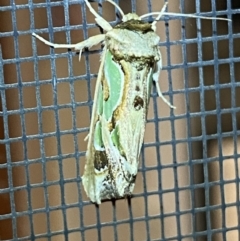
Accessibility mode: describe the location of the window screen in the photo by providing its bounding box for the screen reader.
[0,0,239,240]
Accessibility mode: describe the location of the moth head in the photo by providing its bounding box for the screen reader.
[122,13,140,22]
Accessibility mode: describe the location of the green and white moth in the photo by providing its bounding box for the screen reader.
[33,0,230,204]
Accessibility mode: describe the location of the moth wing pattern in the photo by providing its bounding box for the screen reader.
[32,0,230,204]
[82,2,164,204]
[82,48,154,204]
[81,48,110,204]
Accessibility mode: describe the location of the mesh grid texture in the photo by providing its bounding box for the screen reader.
[0,0,240,240]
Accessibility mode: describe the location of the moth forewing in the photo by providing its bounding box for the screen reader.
[32,0,231,204]
[81,48,107,204]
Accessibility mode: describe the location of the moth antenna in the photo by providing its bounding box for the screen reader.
[84,0,102,19]
[106,0,125,18]
[145,2,168,31]
[32,33,77,49]
[141,12,231,22]
[84,0,112,31]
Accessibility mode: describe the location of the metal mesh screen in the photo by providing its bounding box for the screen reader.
[0,0,239,240]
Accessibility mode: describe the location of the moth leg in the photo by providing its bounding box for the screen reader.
[153,57,176,109]
[74,34,105,61]
[32,33,105,61]
[84,134,89,141]
[84,0,112,32]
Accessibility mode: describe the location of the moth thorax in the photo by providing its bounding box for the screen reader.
[105,29,160,61]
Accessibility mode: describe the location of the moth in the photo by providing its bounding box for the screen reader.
[33,0,230,204]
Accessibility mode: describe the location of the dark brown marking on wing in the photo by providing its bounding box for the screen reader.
[94,151,108,170]
[133,95,144,110]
